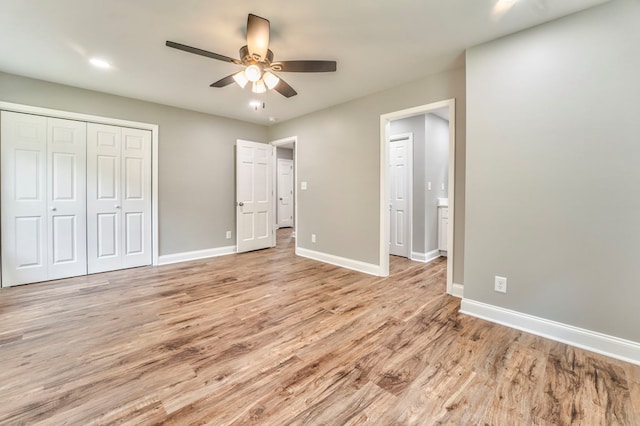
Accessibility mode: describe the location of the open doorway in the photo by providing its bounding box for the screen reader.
[380,99,457,296]
[271,136,297,239]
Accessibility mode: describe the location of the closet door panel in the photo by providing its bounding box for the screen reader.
[87,123,122,273]
[1,112,48,286]
[47,118,87,280]
[121,128,152,268]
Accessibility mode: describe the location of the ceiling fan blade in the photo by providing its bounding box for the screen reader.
[274,78,297,98]
[246,14,270,61]
[166,41,241,64]
[270,60,337,73]
[210,74,236,88]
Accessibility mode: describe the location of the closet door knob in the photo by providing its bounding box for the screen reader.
[51,207,57,211]
[115,205,121,209]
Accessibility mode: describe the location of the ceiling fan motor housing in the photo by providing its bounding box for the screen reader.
[239,45,273,66]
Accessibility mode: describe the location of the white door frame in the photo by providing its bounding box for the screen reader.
[270,136,298,240]
[388,132,413,258]
[379,99,458,296]
[0,101,160,286]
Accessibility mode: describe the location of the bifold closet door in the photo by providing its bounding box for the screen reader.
[87,123,151,274]
[1,111,87,287]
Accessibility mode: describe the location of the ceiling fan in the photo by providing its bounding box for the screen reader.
[166,14,337,98]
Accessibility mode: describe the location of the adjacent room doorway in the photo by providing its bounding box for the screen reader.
[380,99,457,296]
[271,136,297,238]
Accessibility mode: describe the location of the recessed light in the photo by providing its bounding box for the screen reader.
[89,58,111,69]
[269,117,277,122]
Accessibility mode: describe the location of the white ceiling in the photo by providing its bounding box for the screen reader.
[0,0,609,125]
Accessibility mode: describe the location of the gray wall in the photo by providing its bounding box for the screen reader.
[0,72,267,256]
[465,0,640,342]
[425,113,449,253]
[268,67,466,284]
[276,147,293,160]
[390,115,426,255]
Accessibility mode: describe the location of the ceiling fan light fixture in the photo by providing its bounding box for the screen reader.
[263,71,280,90]
[252,80,267,94]
[245,64,262,82]
[233,71,249,88]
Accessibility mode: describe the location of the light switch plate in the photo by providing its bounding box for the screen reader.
[301,181,308,190]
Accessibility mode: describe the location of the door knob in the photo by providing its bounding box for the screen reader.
[279,197,283,201]
[238,202,244,207]
[51,207,57,211]
[115,205,121,209]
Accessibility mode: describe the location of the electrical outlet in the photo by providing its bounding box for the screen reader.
[495,276,507,293]
[441,183,445,190]
[427,181,432,190]
[226,231,232,239]
[311,234,316,243]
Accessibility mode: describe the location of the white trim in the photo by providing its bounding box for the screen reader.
[0,101,160,267]
[451,283,464,298]
[158,246,236,265]
[296,247,382,276]
[460,299,640,366]
[271,136,298,251]
[380,99,458,296]
[411,249,441,263]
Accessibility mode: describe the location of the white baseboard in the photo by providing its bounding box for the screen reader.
[158,246,236,265]
[460,299,640,366]
[296,247,382,276]
[411,249,441,264]
[450,283,464,298]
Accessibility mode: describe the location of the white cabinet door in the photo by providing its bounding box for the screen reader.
[87,124,151,273]
[47,118,87,280]
[277,158,294,228]
[1,112,48,286]
[1,112,87,286]
[438,207,448,252]
[236,140,274,253]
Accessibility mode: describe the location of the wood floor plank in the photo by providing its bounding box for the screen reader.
[533,345,635,425]
[0,228,638,424]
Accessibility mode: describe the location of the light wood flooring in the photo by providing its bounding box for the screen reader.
[0,229,639,425]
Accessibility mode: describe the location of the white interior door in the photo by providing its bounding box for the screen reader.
[1,112,48,286]
[389,135,412,257]
[87,124,151,273]
[87,123,121,273]
[236,140,274,253]
[277,158,294,228]
[1,112,87,286]
[47,117,87,280]
[121,128,152,268]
